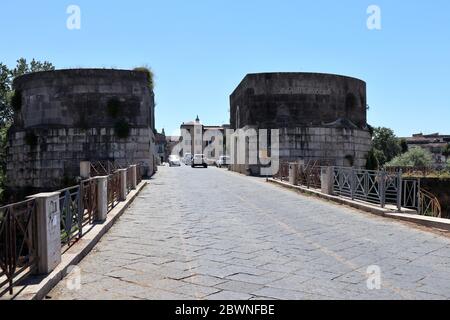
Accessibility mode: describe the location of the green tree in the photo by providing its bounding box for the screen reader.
[0,63,13,125]
[386,147,433,167]
[372,127,402,165]
[0,58,54,202]
[0,124,10,199]
[399,138,409,154]
[366,148,380,170]
[1,58,54,124]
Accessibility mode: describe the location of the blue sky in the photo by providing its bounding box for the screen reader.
[1,0,449,137]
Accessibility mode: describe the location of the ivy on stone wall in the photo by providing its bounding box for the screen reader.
[11,90,22,112]
[114,119,130,139]
[107,97,121,118]
[24,131,38,147]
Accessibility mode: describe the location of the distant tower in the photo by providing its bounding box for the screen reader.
[161,128,166,136]
[195,115,200,123]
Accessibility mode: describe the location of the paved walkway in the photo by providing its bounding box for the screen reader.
[49,166,450,300]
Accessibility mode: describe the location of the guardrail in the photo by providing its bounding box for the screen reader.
[0,162,145,297]
[273,161,289,182]
[0,199,38,297]
[298,164,322,189]
[420,189,442,218]
[126,166,133,193]
[107,171,121,211]
[402,178,442,217]
[273,163,405,211]
[59,185,82,247]
[333,167,402,209]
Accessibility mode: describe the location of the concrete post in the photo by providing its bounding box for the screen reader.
[321,166,335,195]
[96,176,108,222]
[80,161,91,179]
[131,165,137,190]
[28,192,61,274]
[118,169,127,201]
[289,162,299,185]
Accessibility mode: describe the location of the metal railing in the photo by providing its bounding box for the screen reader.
[126,167,133,192]
[273,161,289,181]
[80,179,98,226]
[107,171,121,211]
[402,178,441,217]
[90,161,124,177]
[59,185,82,247]
[0,199,38,297]
[0,163,143,297]
[402,179,418,209]
[298,163,322,189]
[420,189,442,218]
[333,167,402,210]
[59,178,98,247]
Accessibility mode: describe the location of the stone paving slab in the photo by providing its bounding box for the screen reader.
[48,166,450,300]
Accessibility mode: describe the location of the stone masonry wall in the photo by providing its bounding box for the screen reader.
[6,69,156,197]
[279,127,371,167]
[230,126,371,176]
[6,127,153,192]
[230,73,367,130]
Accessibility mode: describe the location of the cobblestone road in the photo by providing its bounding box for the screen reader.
[50,166,450,300]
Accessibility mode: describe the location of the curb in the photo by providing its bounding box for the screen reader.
[267,178,450,232]
[13,180,149,300]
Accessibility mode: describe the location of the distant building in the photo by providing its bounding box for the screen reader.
[403,133,450,167]
[180,116,230,159]
[155,129,167,165]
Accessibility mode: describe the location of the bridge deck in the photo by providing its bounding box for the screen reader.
[49,166,450,299]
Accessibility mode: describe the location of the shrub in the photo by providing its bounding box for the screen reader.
[114,119,130,139]
[134,66,154,91]
[386,147,433,167]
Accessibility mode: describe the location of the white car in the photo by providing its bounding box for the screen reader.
[191,154,208,168]
[168,155,181,167]
[216,156,231,168]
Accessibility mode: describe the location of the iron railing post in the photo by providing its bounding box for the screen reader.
[78,184,84,239]
[397,169,403,212]
[351,167,355,200]
[418,178,422,214]
[380,170,386,208]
